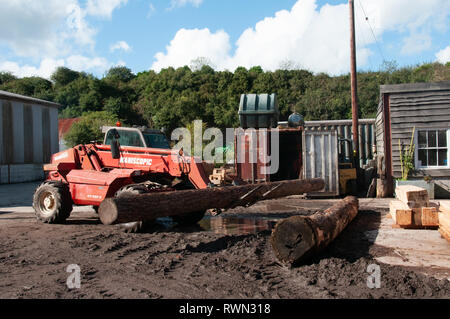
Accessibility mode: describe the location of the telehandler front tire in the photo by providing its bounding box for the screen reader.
[115,185,153,233]
[33,181,73,224]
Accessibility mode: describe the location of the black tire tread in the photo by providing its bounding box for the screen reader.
[32,181,73,224]
[115,184,151,233]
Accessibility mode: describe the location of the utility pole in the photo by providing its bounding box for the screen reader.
[349,0,360,173]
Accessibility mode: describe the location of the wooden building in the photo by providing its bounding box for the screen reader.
[376,82,450,198]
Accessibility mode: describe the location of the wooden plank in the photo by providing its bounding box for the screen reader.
[409,208,420,226]
[390,94,450,101]
[438,226,450,242]
[395,185,429,208]
[391,122,450,129]
[421,207,439,227]
[389,91,450,99]
[389,200,412,225]
[390,100,450,107]
[439,212,450,227]
[391,114,450,125]
[440,200,450,214]
[390,104,450,114]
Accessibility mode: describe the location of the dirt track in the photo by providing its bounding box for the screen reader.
[0,193,449,299]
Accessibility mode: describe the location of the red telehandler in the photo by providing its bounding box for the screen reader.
[32,125,212,232]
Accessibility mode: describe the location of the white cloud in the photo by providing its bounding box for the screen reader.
[169,0,203,10]
[400,33,432,55]
[152,0,450,74]
[0,0,128,62]
[0,56,110,79]
[86,0,128,18]
[147,3,156,18]
[0,0,95,58]
[110,41,132,52]
[152,28,231,72]
[436,46,450,63]
[0,59,65,79]
[66,55,109,72]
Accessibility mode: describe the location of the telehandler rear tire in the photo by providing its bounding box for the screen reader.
[33,181,73,224]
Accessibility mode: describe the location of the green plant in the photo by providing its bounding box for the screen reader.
[64,111,119,147]
[399,127,415,180]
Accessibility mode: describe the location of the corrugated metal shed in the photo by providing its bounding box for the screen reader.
[304,119,376,166]
[1,90,60,183]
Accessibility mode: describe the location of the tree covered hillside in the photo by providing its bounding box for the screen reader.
[1,62,449,133]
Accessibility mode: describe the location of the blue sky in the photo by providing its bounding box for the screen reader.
[0,0,448,78]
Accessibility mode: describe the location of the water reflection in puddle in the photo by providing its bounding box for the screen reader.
[198,216,280,235]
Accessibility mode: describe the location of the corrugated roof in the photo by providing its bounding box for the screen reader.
[0,90,61,108]
[59,118,80,139]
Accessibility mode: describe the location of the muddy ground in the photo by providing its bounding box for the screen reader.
[0,191,449,299]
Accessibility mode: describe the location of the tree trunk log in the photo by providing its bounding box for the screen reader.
[270,196,359,265]
[98,178,325,225]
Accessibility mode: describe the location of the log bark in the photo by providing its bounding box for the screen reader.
[270,196,359,265]
[98,178,325,225]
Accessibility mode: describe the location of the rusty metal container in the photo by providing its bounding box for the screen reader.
[234,127,303,183]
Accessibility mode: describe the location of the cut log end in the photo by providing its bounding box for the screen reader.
[270,196,359,265]
[270,215,316,265]
[98,198,119,225]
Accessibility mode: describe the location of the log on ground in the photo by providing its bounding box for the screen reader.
[270,196,359,265]
[98,178,325,225]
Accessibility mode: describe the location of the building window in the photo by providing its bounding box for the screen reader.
[416,129,449,168]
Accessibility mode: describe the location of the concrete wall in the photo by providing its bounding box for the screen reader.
[0,98,59,184]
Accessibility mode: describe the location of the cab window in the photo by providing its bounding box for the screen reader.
[143,133,170,149]
[105,129,144,147]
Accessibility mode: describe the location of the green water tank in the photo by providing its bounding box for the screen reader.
[238,93,279,129]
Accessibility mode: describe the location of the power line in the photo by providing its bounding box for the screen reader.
[356,10,374,72]
[357,0,386,63]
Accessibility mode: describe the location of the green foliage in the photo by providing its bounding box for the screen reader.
[51,67,80,87]
[0,72,17,85]
[399,127,416,181]
[0,62,448,134]
[105,66,135,83]
[1,76,54,100]
[63,111,119,147]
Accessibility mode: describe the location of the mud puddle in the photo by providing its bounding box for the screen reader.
[199,216,280,235]
[155,216,281,235]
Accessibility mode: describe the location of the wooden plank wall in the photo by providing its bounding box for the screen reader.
[390,90,450,178]
[375,100,384,159]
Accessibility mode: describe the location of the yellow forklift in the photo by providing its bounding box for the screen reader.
[338,138,358,195]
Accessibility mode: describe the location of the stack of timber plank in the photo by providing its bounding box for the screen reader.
[389,185,439,228]
[438,201,450,242]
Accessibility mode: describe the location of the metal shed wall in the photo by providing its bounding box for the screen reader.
[304,119,376,167]
[0,91,60,184]
[303,130,340,196]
